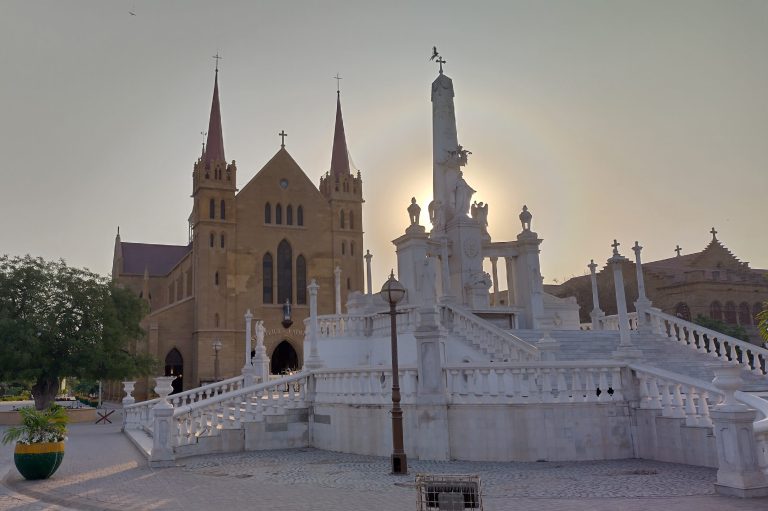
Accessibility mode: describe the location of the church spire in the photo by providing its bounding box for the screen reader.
[204,67,225,164]
[329,89,351,177]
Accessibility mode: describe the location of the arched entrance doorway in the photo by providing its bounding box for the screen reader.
[270,341,299,374]
[164,348,183,394]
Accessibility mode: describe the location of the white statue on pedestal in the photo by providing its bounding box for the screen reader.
[454,172,475,217]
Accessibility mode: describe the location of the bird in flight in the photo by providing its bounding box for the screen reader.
[429,46,439,61]
[129,10,136,15]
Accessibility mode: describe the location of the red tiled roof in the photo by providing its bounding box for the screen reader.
[121,242,191,276]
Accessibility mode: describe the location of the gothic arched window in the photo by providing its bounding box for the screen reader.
[265,203,272,224]
[214,271,219,286]
[220,234,225,248]
[209,198,215,219]
[350,241,355,256]
[287,205,293,225]
[220,200,226,220]
[263,253,273,304]
[214,313,220,328]
[341,241,346,255]
[297,206,304,226]
[277,240,292,304]
[209,232,214,248]
[738,302,752,325]
[276,204,283,224]
[349,210,354,230]
[296,255,307,305]
[340,210,345,229]
[710,301,722,321]
[724,301,737,324]
[755,303,764,325]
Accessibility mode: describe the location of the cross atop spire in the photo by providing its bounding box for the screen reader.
[436,56,446,74]
[333,73,342,94]
[675,245,682,257]
[212,52,222,72]
[279,130,287,149]
[710,227,718,241]
[611,239,621,256]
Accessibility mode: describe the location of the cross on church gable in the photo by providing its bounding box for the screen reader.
[279,130,287,148]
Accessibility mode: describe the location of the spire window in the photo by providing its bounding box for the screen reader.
[296,255,307,305]
[209,199,215,219]
[297,206,304,226]
[276,204,283,224]
[209,232,215,248]
[342,241,346,255]
[287,205,293,225]
[350,241,355,256]
[220,234,225,248]
[265,203,272,224]
[263,253,273,304]
[220,200,226,220]
[340,210,345,229]
[214,271,219,286]
[349,211,354,230]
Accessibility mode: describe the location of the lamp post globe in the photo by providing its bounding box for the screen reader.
[379,270,408,475]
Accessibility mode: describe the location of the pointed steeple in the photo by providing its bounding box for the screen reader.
[330,91,351,176]
[204,69,226,164]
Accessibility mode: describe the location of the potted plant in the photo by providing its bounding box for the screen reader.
[1,405,68,480]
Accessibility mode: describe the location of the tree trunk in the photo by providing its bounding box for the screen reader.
[32,376,59,410]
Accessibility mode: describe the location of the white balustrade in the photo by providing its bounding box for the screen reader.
[123,374,245,431]
[443,362,624,405]
[644,308,767,376]
[312,368,419,405]
[440,303,539,362]
[172,372,308,447]
[600,312,638,331]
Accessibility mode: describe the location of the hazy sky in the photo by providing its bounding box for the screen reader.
[1,1,766,288]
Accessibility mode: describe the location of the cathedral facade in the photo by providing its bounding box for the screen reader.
[111,69,364,399]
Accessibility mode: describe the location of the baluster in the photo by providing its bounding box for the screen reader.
[585,368,597,402]
[494,368,506,400]
[598,368,609,402]
[610,367,624,401]
[479,369,491,401]
[448,369,460,402]
[570,368,582,403]
[671,384,685,418]
[555,369,567,403]
[697,391,713,428]
[684,386,698,426]
[647,376,661,409]
[540,368,553,403]
[507,368,521,403]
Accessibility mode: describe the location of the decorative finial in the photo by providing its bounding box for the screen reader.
[675,245,682,257]
[333,72,342,94]
[212,52,223,73]
[279,130,287,148]
[632,241,642,254]
[611,239,621,256]
[588,259,597,272]
[200,130,207,155]
[710,227,718,241]
[117,225,120,236]
[389,269,395,279]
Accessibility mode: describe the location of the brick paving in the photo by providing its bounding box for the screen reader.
[1,409,767,511]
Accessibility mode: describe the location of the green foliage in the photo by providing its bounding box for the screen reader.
[756,301,768,344]
[0,255,158,409]
[2,405,68,445]
[693,315,750,342]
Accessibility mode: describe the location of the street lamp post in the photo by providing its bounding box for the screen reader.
[380,271,407,475]
[212,339,222,381]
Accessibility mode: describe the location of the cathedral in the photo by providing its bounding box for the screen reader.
[110,67,364,399]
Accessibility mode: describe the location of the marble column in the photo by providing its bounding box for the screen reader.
[588,259,605,330]
[632,241,652,327]
[242,310,255,386]
[609,241,642,359]
[364,250,373,295]
[490,257,500,306]
[304,279,323,369]
[334,266,342,315]
[504,257,516,307]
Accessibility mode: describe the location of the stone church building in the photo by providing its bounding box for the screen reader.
[110,69,364,399]
[549,230,768,343]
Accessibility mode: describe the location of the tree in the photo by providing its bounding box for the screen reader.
[0,255,156,409]
[757,301,768,345]
[693,314,750,342]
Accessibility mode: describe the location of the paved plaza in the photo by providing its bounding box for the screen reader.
[1,408,767,511]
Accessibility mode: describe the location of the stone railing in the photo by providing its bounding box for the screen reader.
[600,312,639,331]
[444,361,625,404]
[314,307,421,339]
[312,367,419,405]
[439,303,539,361]
[630,364,718,427]
[644,308,767,376]
[123,374,245,430]
[172,372,309,447]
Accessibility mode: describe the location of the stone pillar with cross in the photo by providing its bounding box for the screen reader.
[279,130,287,149]
[675,245,682,257]
[609,240,642,359]
[364,250,373,295]
[588,259,605,330]
[632,241,652,329]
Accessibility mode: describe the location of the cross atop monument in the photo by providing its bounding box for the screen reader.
[279,130,287,148]
[710,227,718,240]
[333,73,342,94]
[437,56,446,74]
[675,245,682,257]
[611,239,620,256]
[588,259,597,272]
[212,52,223,72]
